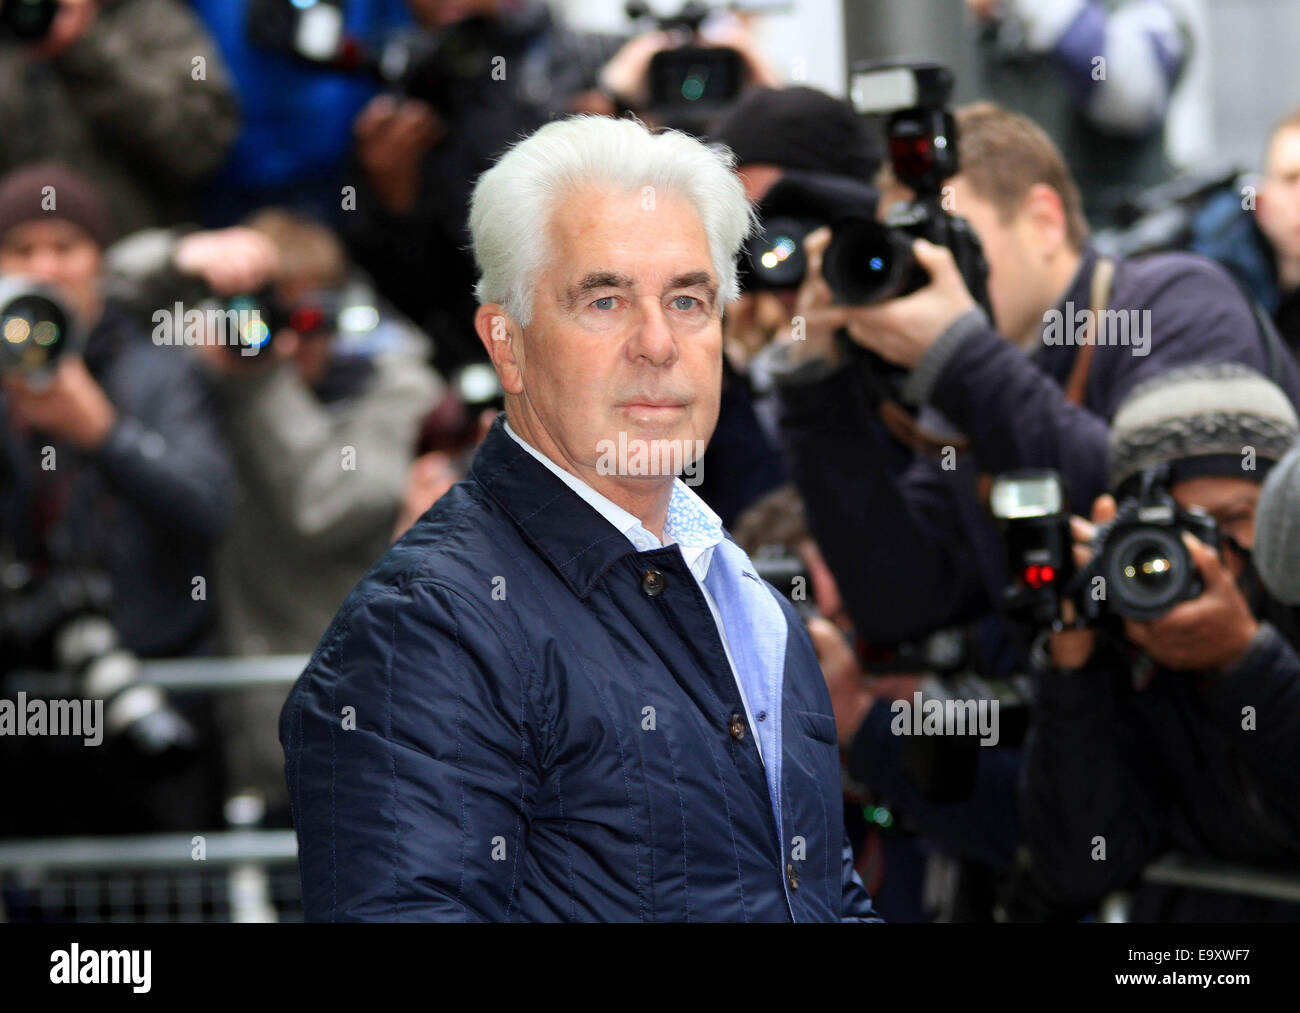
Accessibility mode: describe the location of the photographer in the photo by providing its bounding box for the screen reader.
[0,163,233,834]
[0,163,233,660]
[774,101,1300,655]
[113,209,441,820]
[0,0,239,233]
[1016,364,1300,920]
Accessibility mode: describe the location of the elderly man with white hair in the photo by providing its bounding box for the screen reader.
[281,114,882,922]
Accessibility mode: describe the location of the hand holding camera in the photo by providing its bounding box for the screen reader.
[997,475,1262,672]
[842,237,978,368]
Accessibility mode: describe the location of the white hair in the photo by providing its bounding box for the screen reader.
[469,114,757,327]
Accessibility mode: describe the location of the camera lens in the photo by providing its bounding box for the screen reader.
[743,217,811,291]
[822,220,920,305]
[1102,526,1192,619]
[0,286,70,378]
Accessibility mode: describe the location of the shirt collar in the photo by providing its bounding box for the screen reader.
[503,419,723,578]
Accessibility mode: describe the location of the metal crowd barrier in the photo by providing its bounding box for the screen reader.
[1,655,310,923]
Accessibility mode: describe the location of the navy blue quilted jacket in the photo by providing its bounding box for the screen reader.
[281,415,881,922]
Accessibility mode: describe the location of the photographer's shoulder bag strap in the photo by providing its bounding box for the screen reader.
[1063,255,1117,406]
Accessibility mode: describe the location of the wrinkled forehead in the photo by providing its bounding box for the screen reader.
[542,184,714,286]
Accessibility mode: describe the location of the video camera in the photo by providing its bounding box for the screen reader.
[0,276,75,387]
[990,466,1219,627]
[625,1,749,124]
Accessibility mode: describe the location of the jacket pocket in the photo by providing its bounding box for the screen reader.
[794,709,837,746]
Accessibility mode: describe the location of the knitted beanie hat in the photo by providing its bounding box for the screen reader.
[1108,363,1300,495]
[0,162,115,249]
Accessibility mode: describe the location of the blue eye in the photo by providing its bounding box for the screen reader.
[591,296,616,310]
[673,296,699,311]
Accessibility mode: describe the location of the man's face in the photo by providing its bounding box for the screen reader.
[0,219,102,327]
[1170,475,1260,580]
[1258,126,1300,266]
[945,176,1056,345]
[491,185,723,490]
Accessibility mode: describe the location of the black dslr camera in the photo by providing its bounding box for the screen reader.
[990,466,1219,627]
[739,62,989,406]
[824,60,988,309]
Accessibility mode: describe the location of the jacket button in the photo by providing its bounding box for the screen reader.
[787,863,800,890]
[641,569,667,596]
[728,713,746,741]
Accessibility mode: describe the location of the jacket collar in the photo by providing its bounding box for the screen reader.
[469,413,673,598]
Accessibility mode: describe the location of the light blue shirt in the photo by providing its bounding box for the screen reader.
[503,421,789,842]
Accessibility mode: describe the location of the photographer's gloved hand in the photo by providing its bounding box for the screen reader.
[842,239,978,368]
[1123,533,1261,673]
[3,355,117,450]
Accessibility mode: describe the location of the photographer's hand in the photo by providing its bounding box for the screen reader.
[173,227,279,298]
[4,356,116,450]
[768,226,849,368]
[1124,534,1260,672]
[1048,494,1116,669]
[354,95,444,215]
[842,239,977,368]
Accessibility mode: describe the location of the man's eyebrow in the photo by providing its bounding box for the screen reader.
[566,271,636,308]
[666,271,717,296]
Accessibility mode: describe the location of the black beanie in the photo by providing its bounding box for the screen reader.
[0,162,115,249]
[710,86,882,182]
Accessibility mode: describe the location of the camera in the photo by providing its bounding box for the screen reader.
[738,62,988,310]
[0,276,75,387]
[0,0,58,41]
[0,567,197,762]
[626,1,746,124]
[196,288,341,359]
[990,466,1219,626]
[824,60,988,308]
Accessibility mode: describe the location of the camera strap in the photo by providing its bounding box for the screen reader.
[1062,255,1117,406]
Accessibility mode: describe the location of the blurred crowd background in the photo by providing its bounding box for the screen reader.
[2,0,1300,923]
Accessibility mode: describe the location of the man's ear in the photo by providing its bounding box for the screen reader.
[474,304,524,395]
[1022,182,1068,257]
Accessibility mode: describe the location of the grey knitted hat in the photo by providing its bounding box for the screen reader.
[1108,363,1300,495]
[1254,438,1300,605]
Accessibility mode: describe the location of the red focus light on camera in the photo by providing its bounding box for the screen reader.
[1023,564,1056,589]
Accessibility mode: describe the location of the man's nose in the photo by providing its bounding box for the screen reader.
[626,300,678,367]
[18,250,62,284]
